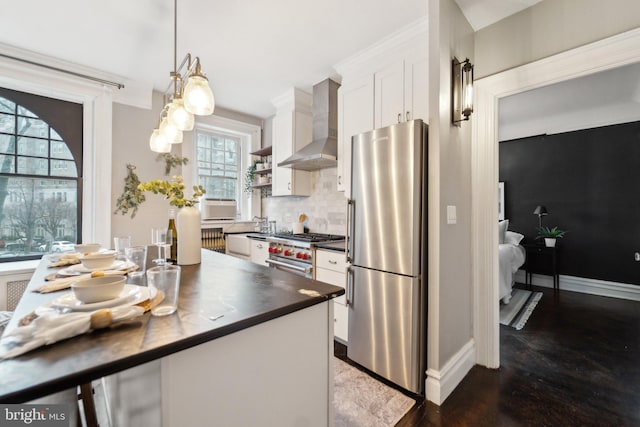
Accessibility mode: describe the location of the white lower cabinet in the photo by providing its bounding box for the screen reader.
[249,238,269,266]
[314,249,348,343]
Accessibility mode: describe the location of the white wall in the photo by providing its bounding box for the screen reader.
[111,91,176,247]
[426,0,475,404]
[474,0,640,78]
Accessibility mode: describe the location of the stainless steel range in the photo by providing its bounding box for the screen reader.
[265,233,345,278]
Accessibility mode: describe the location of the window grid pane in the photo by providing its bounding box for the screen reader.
[0,94,80,261]
[196,130,240,201]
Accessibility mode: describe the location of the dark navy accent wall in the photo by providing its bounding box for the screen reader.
[499,121,640,285]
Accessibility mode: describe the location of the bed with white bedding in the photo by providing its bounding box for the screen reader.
[499,221,526,304]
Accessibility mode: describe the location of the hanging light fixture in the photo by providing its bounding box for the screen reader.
[451,57,474,125]
[149,0,214,153]
[149,128,171,153]
[184,61,215,115]
[159,114,183,144]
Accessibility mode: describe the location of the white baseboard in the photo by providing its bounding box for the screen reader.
[514,270,640,301]
[425,339,475,405]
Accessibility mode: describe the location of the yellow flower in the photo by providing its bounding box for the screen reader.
[137,176,205,208]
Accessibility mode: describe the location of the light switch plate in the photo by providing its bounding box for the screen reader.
[447,205,457,224]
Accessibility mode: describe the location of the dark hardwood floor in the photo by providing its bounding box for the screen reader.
[336,284,640,426]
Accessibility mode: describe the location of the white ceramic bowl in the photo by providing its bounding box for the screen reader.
[71,276,126,303]
[80,253,116,270]
[75,243,101,254]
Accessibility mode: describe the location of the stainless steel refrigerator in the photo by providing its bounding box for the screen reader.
[346,119,427,395]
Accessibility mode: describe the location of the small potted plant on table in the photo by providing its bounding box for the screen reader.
[536,226,567,247]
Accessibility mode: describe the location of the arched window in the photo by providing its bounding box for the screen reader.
[0,87,82,261]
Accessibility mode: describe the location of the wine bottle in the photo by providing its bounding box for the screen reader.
[168,209,178,264]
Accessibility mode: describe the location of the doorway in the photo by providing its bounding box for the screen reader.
[472,27,640,368]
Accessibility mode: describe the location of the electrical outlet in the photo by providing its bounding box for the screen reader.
[635,252,640,262]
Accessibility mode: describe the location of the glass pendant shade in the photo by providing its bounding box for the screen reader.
[184,75,215,115]
[167,98,195,131]
[149,129,170,153]
[159,116,183,144]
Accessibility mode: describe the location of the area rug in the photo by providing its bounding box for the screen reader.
[334,358,415,427]
[500,288,542,330]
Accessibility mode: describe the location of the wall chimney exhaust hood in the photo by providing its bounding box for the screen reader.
[278,78,341,171]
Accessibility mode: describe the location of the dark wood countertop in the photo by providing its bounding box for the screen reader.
[0,250,344,403]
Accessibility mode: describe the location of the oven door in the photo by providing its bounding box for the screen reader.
[265,257,313,278]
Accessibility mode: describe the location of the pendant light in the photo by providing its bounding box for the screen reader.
[184,61,215,115]
[159,114,183,144]
[148,0,214,152]
[149,128,170,153]
[167,97,194,131]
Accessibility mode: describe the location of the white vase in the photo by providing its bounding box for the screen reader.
[177,206,201,265]
[544,238,556,247]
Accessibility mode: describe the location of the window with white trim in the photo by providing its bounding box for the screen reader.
[0,88,82,261]
[196,130,240,200]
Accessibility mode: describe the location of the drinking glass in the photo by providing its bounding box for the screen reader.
[113,236,132,260]
[147,265,181,316]
[151,228,172,265]
[125,245,148,285]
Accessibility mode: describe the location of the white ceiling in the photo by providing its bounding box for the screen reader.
[454,0,542,30]
[9,0,620,125]
[0,0,429,118]
[0,0,542,119]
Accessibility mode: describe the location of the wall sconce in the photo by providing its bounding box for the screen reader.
[451,57,474,125]
[533,205,548,229]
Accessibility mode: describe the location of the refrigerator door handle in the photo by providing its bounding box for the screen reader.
[346,199,355,264]
[346,266,354,306]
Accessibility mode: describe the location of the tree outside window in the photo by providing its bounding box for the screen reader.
[0,93,80,260]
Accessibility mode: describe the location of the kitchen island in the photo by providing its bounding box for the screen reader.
[0,249,344,426]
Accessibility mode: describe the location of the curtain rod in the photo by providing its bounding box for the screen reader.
[0,52,125,89]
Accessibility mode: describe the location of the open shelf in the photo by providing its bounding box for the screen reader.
[250,146,272,157]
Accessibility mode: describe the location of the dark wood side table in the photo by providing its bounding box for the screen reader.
[523,243,559,290]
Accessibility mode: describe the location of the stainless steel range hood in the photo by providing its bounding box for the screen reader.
[278,78,341,170]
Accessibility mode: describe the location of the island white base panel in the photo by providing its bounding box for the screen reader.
[104,302,334,427]
[162,301,334,427]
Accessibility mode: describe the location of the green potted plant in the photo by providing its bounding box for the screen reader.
[244,160,259,194]
[536,226,567,247]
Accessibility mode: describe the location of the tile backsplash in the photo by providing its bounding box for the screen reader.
[262,167,347,235]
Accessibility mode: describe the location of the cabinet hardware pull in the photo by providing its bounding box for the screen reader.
[338,175,342,185]
[346,266,354,307]
[257,244,263,249]
[328,260,337,264]
[288,182,291,191]
[265,259,312,273]
[406,111,410,121]
[346,199,355,264]
[397,113,401,123]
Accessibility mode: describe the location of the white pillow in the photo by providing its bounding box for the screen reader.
[498,220,509,244]
[505,231,524,245]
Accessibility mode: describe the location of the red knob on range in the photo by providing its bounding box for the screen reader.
[296,252,302,259]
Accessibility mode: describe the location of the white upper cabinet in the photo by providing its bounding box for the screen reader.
[337,76,374,194]
[403,52,429,125]
[374,50,428,128]
[334,18,428,194]
[271,89,312,196]
[374,61,405,128]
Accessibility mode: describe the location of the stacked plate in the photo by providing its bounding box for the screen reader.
[43,285,154,313]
